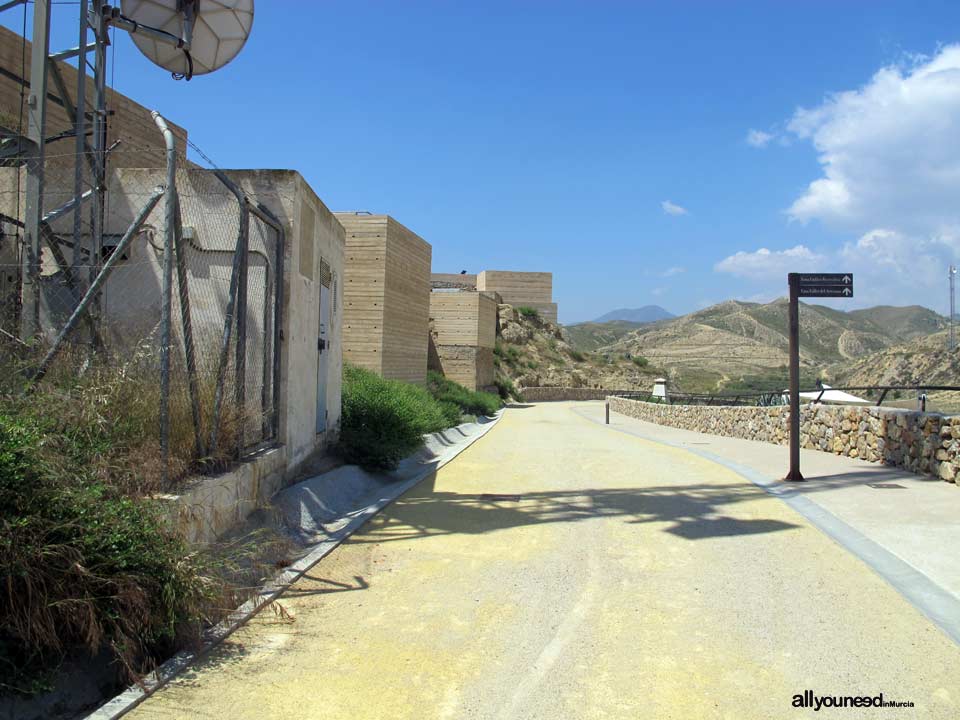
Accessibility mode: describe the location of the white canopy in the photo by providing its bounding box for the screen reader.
[788,384,870,405]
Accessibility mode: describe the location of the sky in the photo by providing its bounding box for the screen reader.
[5,0,960,324]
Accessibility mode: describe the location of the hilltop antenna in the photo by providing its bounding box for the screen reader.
[950,265,957,351]
[7,0,254,339]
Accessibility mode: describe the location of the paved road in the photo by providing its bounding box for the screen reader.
[131,402,959,719]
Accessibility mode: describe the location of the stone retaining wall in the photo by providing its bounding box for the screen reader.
[522,387,615,402]
[607,397,960,484]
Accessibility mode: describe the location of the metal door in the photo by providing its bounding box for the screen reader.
[316,275,330,433]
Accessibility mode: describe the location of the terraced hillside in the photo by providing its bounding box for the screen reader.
[594,300,947,393]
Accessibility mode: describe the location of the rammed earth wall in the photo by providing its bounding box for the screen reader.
[607,397,960,484]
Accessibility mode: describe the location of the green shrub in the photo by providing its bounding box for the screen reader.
[517,306,540,319]
[339,365,451,471]
[631,355,649,367]
[494,377,523,402]
[427,371,501,417]
[494,341,521,366]
[569,350,586,362]
[0,405,219,696]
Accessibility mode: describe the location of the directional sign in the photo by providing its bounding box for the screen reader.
[798,285,854,298]
[794,273,853,286]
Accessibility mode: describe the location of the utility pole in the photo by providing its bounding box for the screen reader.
[950,265,957,351]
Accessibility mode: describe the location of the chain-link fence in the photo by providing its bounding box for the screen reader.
[0,115,283,487]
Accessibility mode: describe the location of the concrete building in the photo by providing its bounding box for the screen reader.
[429,290,498,392]
[477,270,557,324]
[93,168,345,470]
[336,213,432,385]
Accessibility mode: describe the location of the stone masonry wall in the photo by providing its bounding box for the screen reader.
[607,397,960,484]
[523,387,615,402]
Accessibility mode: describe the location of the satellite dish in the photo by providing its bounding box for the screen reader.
[120,0,254,77]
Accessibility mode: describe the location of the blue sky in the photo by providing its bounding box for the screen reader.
[6,1,960,323]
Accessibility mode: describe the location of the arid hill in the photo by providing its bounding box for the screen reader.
[581,299,947,392]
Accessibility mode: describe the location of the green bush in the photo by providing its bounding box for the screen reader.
[494,377,523,402]
[427,371,501,417]
[631,355,649,367]
[517,306,540,319]
[569,350,586,362]
[494,341,522,366]
[338,365,451,471]
[0,404,219,696]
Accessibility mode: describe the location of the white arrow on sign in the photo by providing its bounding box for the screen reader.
[843,275,851,284]
[843,287,851,296]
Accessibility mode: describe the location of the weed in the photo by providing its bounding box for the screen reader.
[427,371,501,417]
[517,306,540,320]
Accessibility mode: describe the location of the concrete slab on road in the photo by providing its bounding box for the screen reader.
[127,402,960,720]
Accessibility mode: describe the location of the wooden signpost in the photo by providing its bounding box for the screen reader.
[785,273,854,482]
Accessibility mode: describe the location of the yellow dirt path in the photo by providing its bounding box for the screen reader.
[130,402,959,719]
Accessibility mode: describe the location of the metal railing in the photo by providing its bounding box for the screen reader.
[607,385,960,410]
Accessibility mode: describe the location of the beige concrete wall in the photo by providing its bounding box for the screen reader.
[432,344,495,392]
[477,270,557,324]
[430,291,495,347]
[337,213,431,385]
[383,217,431,384]
[429,290,497,392]
[337,214,387,375]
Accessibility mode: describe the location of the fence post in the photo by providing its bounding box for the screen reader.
[156,118,176,485]
[173,195,205,459]
[235,207,249,455]
[605,401,610,424]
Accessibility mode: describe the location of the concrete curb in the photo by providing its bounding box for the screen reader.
[578,405,960,648]
[86,409,505,720]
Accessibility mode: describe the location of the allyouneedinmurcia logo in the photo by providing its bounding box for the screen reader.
[792,690,914,711]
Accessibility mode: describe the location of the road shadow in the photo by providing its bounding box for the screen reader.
[348,474,802,545]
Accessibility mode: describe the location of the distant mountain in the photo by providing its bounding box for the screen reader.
[562,320,649,352]
[592,306,675,323]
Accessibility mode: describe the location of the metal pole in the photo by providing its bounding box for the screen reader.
[71,0,88,270]
[209,199,246,453]
[605,401,609,424]
[89,0,108,337]
[786,273,804,481]
[158,118,175,484]
[235,209,249,455]
[173,196,205,458]
[153,110,205,459]
[262,203,285,442]
[21,0,51,341]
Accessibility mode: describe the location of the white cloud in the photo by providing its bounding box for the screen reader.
[714,245,825,279]
[746,129,774,148]
[662,266,685,277]
[786,45,960,237]
[715,232,959,310]
[661,200,688,216]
